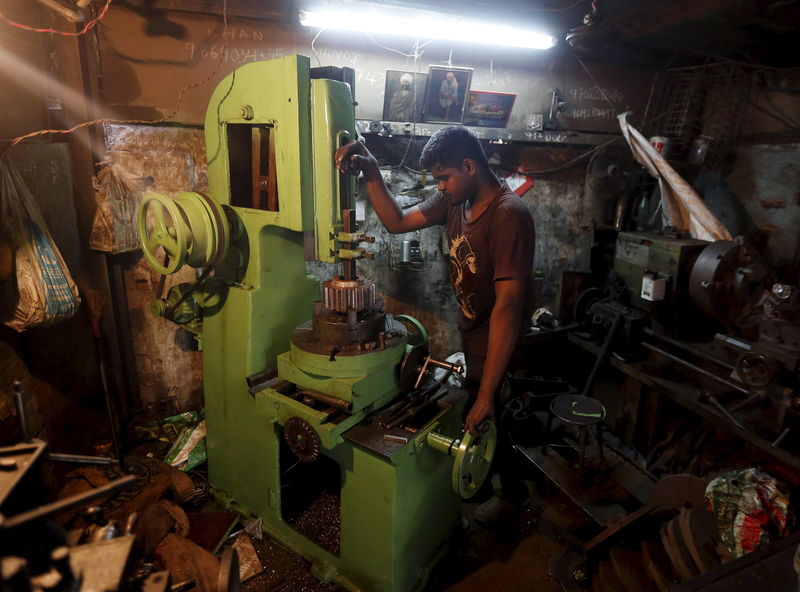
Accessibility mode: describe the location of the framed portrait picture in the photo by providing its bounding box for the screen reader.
[462,91,517,128]
[423,66,472,124]
[382,71,427,122]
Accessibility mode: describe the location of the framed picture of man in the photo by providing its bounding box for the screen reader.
[423,66,472,124]
[462,90,517,128]
[382,71,427,122]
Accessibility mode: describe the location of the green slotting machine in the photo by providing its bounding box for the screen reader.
[136,55,495,592]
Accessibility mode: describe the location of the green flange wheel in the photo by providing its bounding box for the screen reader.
[453,420,497,499]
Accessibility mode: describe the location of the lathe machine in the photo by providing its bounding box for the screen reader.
[135,55,495,592]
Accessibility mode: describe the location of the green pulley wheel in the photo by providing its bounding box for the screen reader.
[426,420,497,499]
[138,191,229,275]
[138,193,188,274]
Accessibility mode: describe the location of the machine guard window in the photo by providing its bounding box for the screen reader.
[227,124,279,211]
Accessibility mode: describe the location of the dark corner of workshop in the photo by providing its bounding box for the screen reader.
[1,0,800,591]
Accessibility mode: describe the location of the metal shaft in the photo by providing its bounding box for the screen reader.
[342,209,356,281]
[641,341,749,395]
[643,327,735,371]
[425,357,464,375]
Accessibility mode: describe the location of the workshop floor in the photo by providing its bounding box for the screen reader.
[239,479,595,592]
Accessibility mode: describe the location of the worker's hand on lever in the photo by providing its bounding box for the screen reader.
[335,141,381,181]
[464,396,495,438]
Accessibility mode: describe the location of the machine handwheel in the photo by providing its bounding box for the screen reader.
[138,193,188,274]
[452,420,497,499]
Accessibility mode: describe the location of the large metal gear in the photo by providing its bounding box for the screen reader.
[283,417,321,462]
[321,276,376,313]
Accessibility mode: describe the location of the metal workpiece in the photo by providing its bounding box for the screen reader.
[321,276,377,313]
[294,307,404,356]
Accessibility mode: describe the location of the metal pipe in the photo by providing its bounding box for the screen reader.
[643,327,735,371]
[12,381,30,443]
[641,341,749,395]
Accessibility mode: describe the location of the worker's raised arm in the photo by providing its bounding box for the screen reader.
[335,141,432,234]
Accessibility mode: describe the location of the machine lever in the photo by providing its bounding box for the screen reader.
[384,388,448,429]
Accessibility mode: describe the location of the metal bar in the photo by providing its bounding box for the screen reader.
[2,475,137,529]
[48,453,118,465]
[299,389,351,412]
[94,334,123,468]
[251,127,262,209]
[643,327,735,371]
[267,127,278,212]
[641,341,749,395]
[582,312,623,396]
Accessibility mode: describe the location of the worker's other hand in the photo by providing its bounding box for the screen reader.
[334,141,379,180]
[464,397,495,437]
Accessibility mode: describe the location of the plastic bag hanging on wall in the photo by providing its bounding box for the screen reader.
[90,160,148,253]
[0,156,80,331]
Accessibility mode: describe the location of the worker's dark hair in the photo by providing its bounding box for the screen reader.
[419,126,489,171]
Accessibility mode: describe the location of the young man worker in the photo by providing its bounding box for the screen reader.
[335,126,535,525]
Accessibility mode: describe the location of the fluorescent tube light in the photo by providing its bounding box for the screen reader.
[299,6,557,50]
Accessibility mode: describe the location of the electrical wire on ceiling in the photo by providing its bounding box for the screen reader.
[4,0,230,149]
[0,0,111,36]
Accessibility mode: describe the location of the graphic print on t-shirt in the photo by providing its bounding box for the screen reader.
[449,233,477,320]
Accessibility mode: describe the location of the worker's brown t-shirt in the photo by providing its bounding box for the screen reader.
[418,183,535,364]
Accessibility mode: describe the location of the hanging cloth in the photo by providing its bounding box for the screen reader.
[618,112,731,242]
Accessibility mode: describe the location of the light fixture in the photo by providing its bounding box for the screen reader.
[299,5,557,50]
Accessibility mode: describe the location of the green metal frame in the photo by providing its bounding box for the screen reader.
[193,55,464,592]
